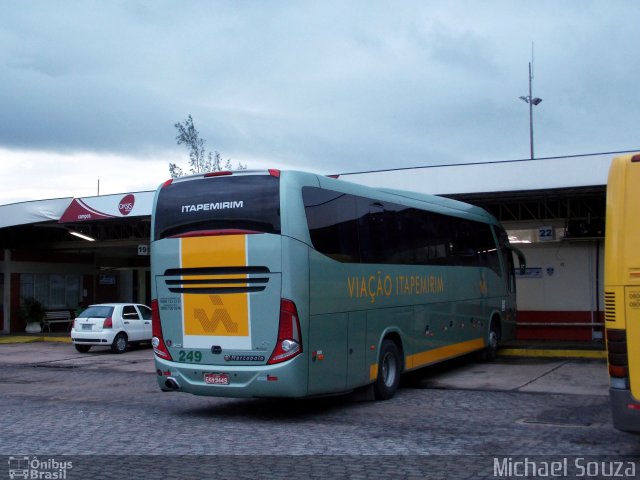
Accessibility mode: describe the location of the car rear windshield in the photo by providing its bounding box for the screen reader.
[80,306,114,318]
[154,175,281,240]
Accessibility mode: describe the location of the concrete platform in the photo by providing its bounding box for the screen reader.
[406,356,609,396]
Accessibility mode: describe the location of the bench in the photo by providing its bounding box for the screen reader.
[42,311,73,332]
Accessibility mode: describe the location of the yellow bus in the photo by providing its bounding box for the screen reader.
[605,153,640,431]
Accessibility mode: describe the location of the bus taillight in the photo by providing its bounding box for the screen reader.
[268,299,302,364]
[607,328,628,378]
[151,299,173,361]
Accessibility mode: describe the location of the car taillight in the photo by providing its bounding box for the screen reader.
[151,299,173,361]
[103,318,113,329]
[268,299,302,365]
[607,329,628,378]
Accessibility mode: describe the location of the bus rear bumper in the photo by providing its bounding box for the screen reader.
[154,355,308,398]
[610,388,640,432]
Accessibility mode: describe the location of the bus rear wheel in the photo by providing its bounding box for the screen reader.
[374,339,401,400]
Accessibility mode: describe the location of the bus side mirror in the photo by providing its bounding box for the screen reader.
[509,245,527,275]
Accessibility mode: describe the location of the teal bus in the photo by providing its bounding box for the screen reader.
[151,169,525,399]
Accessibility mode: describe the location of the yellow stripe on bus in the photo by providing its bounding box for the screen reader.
[406,338,486,370]
[181,235,249,337]
[369,338,486,381]
[369,364,378,381]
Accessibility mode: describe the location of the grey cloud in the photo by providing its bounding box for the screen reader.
[0,0,639,174]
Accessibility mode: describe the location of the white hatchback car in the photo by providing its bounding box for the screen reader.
[71,303,152,354]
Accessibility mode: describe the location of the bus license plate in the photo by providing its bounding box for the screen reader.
[204,373,229,385]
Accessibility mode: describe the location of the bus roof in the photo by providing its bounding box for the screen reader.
[309,171,498,225]
[377,187,494,221]
[154,169,500,226]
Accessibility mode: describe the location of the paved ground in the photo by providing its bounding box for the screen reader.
[0,341,637,479]
[0,341,611,394]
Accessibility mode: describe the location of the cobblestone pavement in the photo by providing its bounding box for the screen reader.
[0,344,638,479]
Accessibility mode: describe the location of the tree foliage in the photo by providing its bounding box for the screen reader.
[169,115,245,178]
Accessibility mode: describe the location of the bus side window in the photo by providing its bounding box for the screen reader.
[302,187,360,263]
[475,224,501,276]
[357,199,399,264]
[450,219,478,267]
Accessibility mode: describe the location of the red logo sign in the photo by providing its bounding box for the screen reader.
[118,194,135,216]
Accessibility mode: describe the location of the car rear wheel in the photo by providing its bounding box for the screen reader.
[111,332,128,354]
[74,344,91,353]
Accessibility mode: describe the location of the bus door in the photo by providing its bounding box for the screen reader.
[625,286,640,400]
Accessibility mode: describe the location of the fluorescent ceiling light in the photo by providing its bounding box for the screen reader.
[69,230,96,242]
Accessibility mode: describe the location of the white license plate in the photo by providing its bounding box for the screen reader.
[81,324,92,330]
[204,373,229,385]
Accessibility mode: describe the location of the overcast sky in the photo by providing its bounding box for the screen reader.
[1,1,639,205]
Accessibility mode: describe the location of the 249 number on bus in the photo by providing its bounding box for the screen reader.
[178,350,202,363]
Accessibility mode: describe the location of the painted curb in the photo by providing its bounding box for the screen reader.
[0,336,72,344]
[498,348,606,359]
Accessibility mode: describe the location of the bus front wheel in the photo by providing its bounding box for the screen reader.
[478,320,500,362]
[374,339,401,400]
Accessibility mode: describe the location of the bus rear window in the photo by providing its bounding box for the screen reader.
[154,175,280,240]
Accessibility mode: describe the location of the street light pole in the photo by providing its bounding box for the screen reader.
[519,61,542,159]
[528,62,534,159]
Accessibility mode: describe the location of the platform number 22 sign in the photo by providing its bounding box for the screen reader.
[538,226,554,242]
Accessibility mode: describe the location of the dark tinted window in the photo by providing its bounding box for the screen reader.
[122,305,140,319]
[475,224,501,275]
[154,175,280,239]
[303,186,500,272]
[138,305,152,320]
[302,187,359,262]
[393,207,452,265]
[79,306,114,319]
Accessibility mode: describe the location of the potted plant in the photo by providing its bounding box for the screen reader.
[18,297,45,333]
